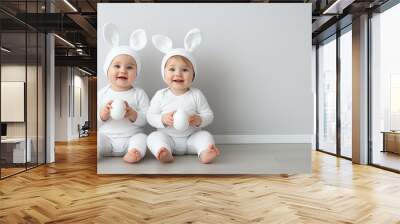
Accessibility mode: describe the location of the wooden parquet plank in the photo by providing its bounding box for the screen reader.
[1,134,400,223]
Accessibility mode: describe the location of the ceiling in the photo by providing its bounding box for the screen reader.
[0,0,391,75]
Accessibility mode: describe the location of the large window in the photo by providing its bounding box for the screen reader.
[340,28,352,158]
[0,1,47,179]
[317,25,353,159]
[318,36,337,154]
[371,3,400,171]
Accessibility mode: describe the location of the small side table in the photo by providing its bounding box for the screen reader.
[381,131,400,154]
[1,138,32,164]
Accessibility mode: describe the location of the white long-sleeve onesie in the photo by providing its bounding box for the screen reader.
[98,85,149,158]
[146,88,215,156]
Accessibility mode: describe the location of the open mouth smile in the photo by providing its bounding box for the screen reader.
[172,79,184,83]
[117,76,128,80]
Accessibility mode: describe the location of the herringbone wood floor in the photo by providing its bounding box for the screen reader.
[1,135,400,223]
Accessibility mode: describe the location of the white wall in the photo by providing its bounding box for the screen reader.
[74,74,89,123]
[1,65,39,137]
[1,64,46,164]
[55,67,89,141]
[71,73,89,138]
[55,67,68,141]
[98,3,313,143]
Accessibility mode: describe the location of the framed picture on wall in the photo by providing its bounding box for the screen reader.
[1,81,25,122]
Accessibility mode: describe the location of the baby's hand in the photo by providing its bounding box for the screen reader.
[100,100,113,121]
[162,111,174,127]
[124,101,138,122]
[189,115,202,127]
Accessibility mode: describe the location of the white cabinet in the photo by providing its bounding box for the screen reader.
[1,138,32,163]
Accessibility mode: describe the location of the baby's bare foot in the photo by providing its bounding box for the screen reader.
[200,144,220,164]
[123,149,141,163]
[157,147,174,163]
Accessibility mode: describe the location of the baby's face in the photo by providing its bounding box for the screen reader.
[107,54,137,91]
[164,57,194,93]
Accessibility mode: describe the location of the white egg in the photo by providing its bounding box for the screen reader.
[173,109,189,131]
[110,99,126,120]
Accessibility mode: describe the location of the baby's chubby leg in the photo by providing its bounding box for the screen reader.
[97,132,112,159]
[187,130,220,164]
[123,133,147,163]
[147,131,174,163]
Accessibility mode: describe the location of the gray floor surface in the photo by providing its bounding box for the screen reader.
[97,144,311,174]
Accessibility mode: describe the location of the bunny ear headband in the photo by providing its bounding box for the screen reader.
[102,23,147,77]
[152,28,202,81]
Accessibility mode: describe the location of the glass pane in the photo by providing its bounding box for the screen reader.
[27,0,38,13]
[371,4,400,171]
[0,1,26,13]
[38,33,45,165]
[318,37,337,154]
[340,29,352,158]
[27,31,38,169]
[390,75,400,130]
[1,31,27,178]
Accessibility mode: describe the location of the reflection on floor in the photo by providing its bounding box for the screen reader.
[0,167,25,177]
[341,148,352,158]
[0,163,40,178]
[373,150,400,171]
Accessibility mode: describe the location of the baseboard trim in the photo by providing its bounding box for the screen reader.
[214,135,313,144]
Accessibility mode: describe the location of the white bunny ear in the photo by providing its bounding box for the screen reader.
[129,29,147,51]
[152,35,173,53]
[184,28,202,52]
[103,23,120,46]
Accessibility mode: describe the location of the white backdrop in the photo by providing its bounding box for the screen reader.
[98,3,313,142]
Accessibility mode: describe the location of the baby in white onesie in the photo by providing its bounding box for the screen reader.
[147,28,220,164]
[98,24,149,163]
